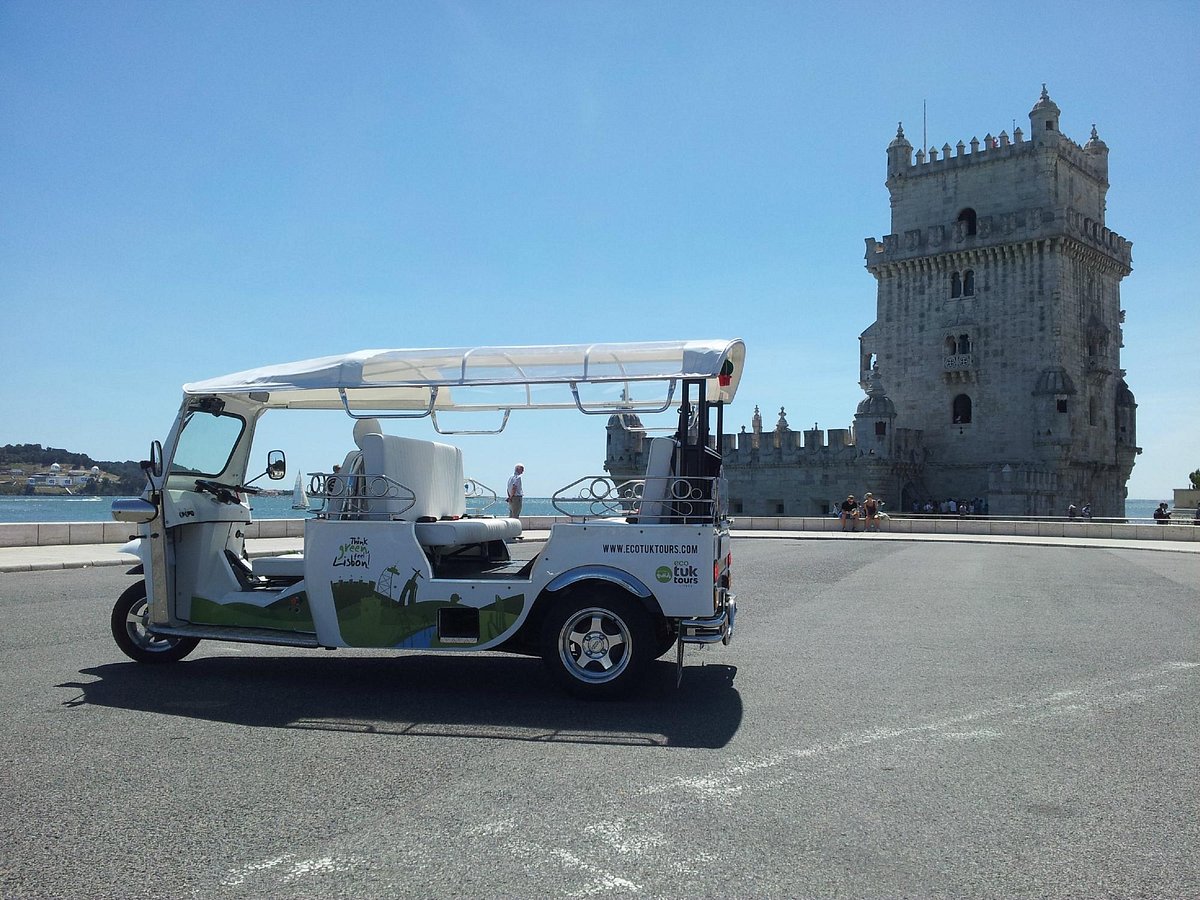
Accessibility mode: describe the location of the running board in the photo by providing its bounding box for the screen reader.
[150,623,322,649]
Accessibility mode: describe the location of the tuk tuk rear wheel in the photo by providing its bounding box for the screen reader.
[654,633,678,659]
[540,590,653,699]
[111,580,200,664]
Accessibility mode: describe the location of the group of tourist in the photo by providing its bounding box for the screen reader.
[1151,502,1200,524]
[911,497,988,516]
[1066,503,1094,519]
[838,493,883,532]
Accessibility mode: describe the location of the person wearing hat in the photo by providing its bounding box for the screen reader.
[862,492,880,531]
[839,494,859,531]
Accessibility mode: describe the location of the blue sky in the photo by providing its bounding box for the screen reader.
[2,1,1196,501]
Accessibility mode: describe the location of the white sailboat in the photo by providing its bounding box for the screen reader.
[291,473,309,510]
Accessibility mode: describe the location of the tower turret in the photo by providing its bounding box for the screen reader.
[886,122,913,179]
[603,407,645,483]
[854,368,897,458]
[1085,124,1110,183]
[1029,84,1062,143]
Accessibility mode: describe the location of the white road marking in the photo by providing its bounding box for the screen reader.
[219,661,1198,893]
[643,661,1200,800]
[221,853,363,887]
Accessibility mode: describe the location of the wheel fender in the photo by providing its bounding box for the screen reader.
[544,565,653,599]
[119,537,148,570]
[540,566,665,624]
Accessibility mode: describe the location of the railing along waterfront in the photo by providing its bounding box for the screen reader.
[1,511,1197,549]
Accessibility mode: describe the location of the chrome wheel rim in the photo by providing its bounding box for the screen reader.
[124,597,180,653]
[557,607,632,684]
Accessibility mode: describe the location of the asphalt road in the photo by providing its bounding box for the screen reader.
[1,540,1197,899]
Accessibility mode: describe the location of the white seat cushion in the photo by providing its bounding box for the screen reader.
[251,553,305,579]
[415,517,521,547]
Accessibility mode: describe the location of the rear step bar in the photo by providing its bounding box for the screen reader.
[679,592,736,646]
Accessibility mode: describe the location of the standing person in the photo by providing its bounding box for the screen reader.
[1152,502,1170,524]
[506,464,525,519]
[839,494,859,532]
[1068,504,1078,519]
[862,492,880,532]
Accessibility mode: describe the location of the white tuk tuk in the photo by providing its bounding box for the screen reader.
[111,339,744,697]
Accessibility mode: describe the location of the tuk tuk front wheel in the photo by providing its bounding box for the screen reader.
[540,591,653,699]
[111,580,200,664]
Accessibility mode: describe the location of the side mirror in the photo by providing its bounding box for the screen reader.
[267,449,286,480]
[140,441,164,479]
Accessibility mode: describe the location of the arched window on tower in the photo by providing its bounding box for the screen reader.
[951,271,962,298]
[958,208,977,236]
[963,270,975,296]
[952,394,973,424]
[945,335,958,356]
[957,334,972,354]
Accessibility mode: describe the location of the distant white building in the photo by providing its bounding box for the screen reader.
[25,462,99,487]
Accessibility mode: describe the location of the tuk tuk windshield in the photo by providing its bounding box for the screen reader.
[169,411,245,477]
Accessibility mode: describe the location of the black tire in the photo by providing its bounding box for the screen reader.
[110,580,200,664]
[654,626,678,660]
[540,588,654,699]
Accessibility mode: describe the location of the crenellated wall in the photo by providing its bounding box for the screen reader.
[892,127,1110,184]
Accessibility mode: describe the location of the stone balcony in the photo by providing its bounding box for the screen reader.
[943,353,977,383]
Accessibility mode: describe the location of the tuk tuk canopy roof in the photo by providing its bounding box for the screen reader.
[182,339,746,414]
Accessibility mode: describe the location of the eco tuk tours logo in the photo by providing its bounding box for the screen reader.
[656,561,699,585]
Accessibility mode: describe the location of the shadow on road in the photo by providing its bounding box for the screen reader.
[58,653,741,748]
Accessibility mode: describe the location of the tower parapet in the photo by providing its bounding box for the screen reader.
[883,87,1109,187]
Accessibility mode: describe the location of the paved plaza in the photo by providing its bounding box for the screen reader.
[1,538,1197,898]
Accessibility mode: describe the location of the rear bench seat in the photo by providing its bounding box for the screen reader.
[250,427,520,579]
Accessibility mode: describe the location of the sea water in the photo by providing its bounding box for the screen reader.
[0,494,567,523]
[0,495,1173,524]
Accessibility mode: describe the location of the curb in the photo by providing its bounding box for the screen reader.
[0,557,132,574]
[734,530,1200,554]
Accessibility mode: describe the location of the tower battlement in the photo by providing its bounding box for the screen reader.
[889,125,1109,184]
[886,86,1111,186]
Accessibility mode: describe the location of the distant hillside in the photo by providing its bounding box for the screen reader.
[0,443,145,495]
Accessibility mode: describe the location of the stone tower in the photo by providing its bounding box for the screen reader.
[861,87,1138,516]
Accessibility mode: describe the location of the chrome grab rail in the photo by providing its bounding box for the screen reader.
[304,472,505,519]
[306,472,416,520]
[464,478,503,515]
[551,475,724,522]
